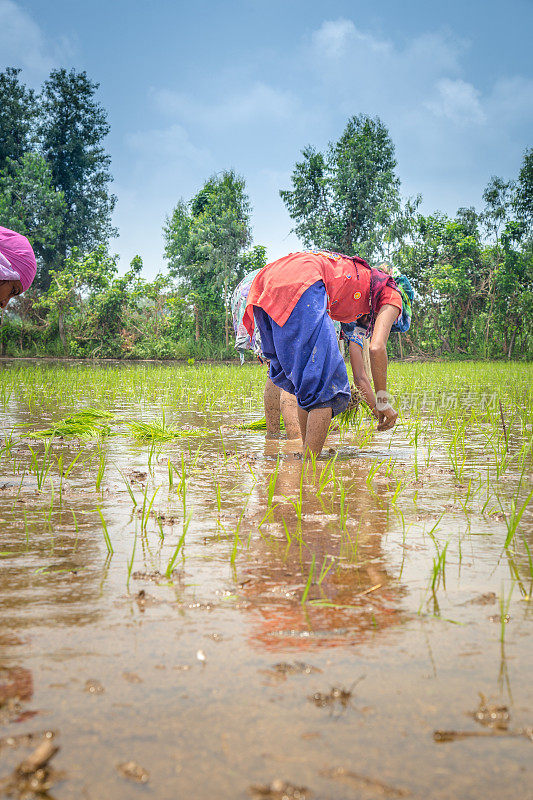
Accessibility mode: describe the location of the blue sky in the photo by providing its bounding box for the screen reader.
[1,0,532,276]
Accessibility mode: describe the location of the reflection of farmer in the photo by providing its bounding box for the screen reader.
[243,251,403,455]
[240,458,406,651]
[0,227,37,310]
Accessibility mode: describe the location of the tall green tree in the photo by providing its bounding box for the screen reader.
[513,147,533,227]
[39,68,117,278]
[0,68,38,171]
[164,170,253,343]
[280,114,404,260]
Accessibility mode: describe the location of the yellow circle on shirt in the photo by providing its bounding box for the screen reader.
[353,291,361,300]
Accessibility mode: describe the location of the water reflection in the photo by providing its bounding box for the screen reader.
[239,450,407,651]
[0,504,104,631]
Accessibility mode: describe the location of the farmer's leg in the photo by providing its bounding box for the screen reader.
[280,390,300,439]
[253,307,296,396]
[297,404,308,442]
[297,404,333,455]
[269,283,350,454]
[304,407,333,455]
[254,287,349,455]
[264,377,281,438]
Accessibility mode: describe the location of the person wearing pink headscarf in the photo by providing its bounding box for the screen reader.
[0,226,37,310]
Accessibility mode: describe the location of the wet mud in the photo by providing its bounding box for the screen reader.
[0,360,532,799]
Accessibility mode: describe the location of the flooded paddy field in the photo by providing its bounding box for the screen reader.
[0,360,532,800]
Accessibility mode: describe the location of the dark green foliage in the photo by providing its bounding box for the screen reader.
[0,68,38,170]
[280,114,411,261]
[0,66,116,290]
[0,82,530,362]
[514,148,533,225]
[39,69,117,276]
[164,171,256,344]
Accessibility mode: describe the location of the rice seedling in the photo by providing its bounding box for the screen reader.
[32,408,115,439]
[390,477,405,507]
[238,416,285,431]
[337,384,364,428]
[27,441,53,491]
[165,514,191,577]
[429,539,449,593]
[9,468,26,511]
[126,418,212,441]
[317,554,335,585]
[95,446,107,493]
[315,454,337,498]
[118,469,138,507]
[0,430,15,460]
[266,457,280,507]
[126,530,137,590]
[365,458,381,495]
[219,426,227,461]
[72,511,79,553]
[138,482,161,532]
[448,421,467,481]
[97,508,114,555]
[500,483,533,549]
[230,490,254,565]
[339,484,348,531]
[498,583,514,644]
[301,554,316,604]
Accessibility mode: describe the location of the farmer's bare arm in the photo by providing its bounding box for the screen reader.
[369,304,400,431]
[349,341,378,419]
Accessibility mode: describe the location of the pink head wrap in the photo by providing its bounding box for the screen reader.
[0,226,37,291]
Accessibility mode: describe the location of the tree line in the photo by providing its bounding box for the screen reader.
[1,67,531,360]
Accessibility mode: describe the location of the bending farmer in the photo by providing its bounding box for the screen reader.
[231,267,300,439]
[243,250,402,455]
[0,226,37,309]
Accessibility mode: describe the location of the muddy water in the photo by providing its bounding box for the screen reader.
[1,362,532,799]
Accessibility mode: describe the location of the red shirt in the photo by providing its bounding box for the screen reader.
[243,251,402,336]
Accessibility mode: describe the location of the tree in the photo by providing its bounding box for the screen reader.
[34,247,143,356]
[397,211,486,354]
[280,114,403,260]
[0,68,38,171]
[0,153,66,289]
[164,171,253,344]
[39,69,117,278]
[513,148,533,228]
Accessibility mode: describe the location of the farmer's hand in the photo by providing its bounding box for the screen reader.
[377,405,398,431]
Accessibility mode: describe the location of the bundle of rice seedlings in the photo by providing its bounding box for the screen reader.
[32,409,116,439]
[337,384,365,428]
[238,416,286,431]
[125,419,213,441]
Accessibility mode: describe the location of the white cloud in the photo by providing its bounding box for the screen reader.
[152,81,295,128]
[487,75,533,125]
[427,78,486,124]
[0,0,57,77]
[308,19,463,112]
[126,122,210,166]
[312,19,358,57]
